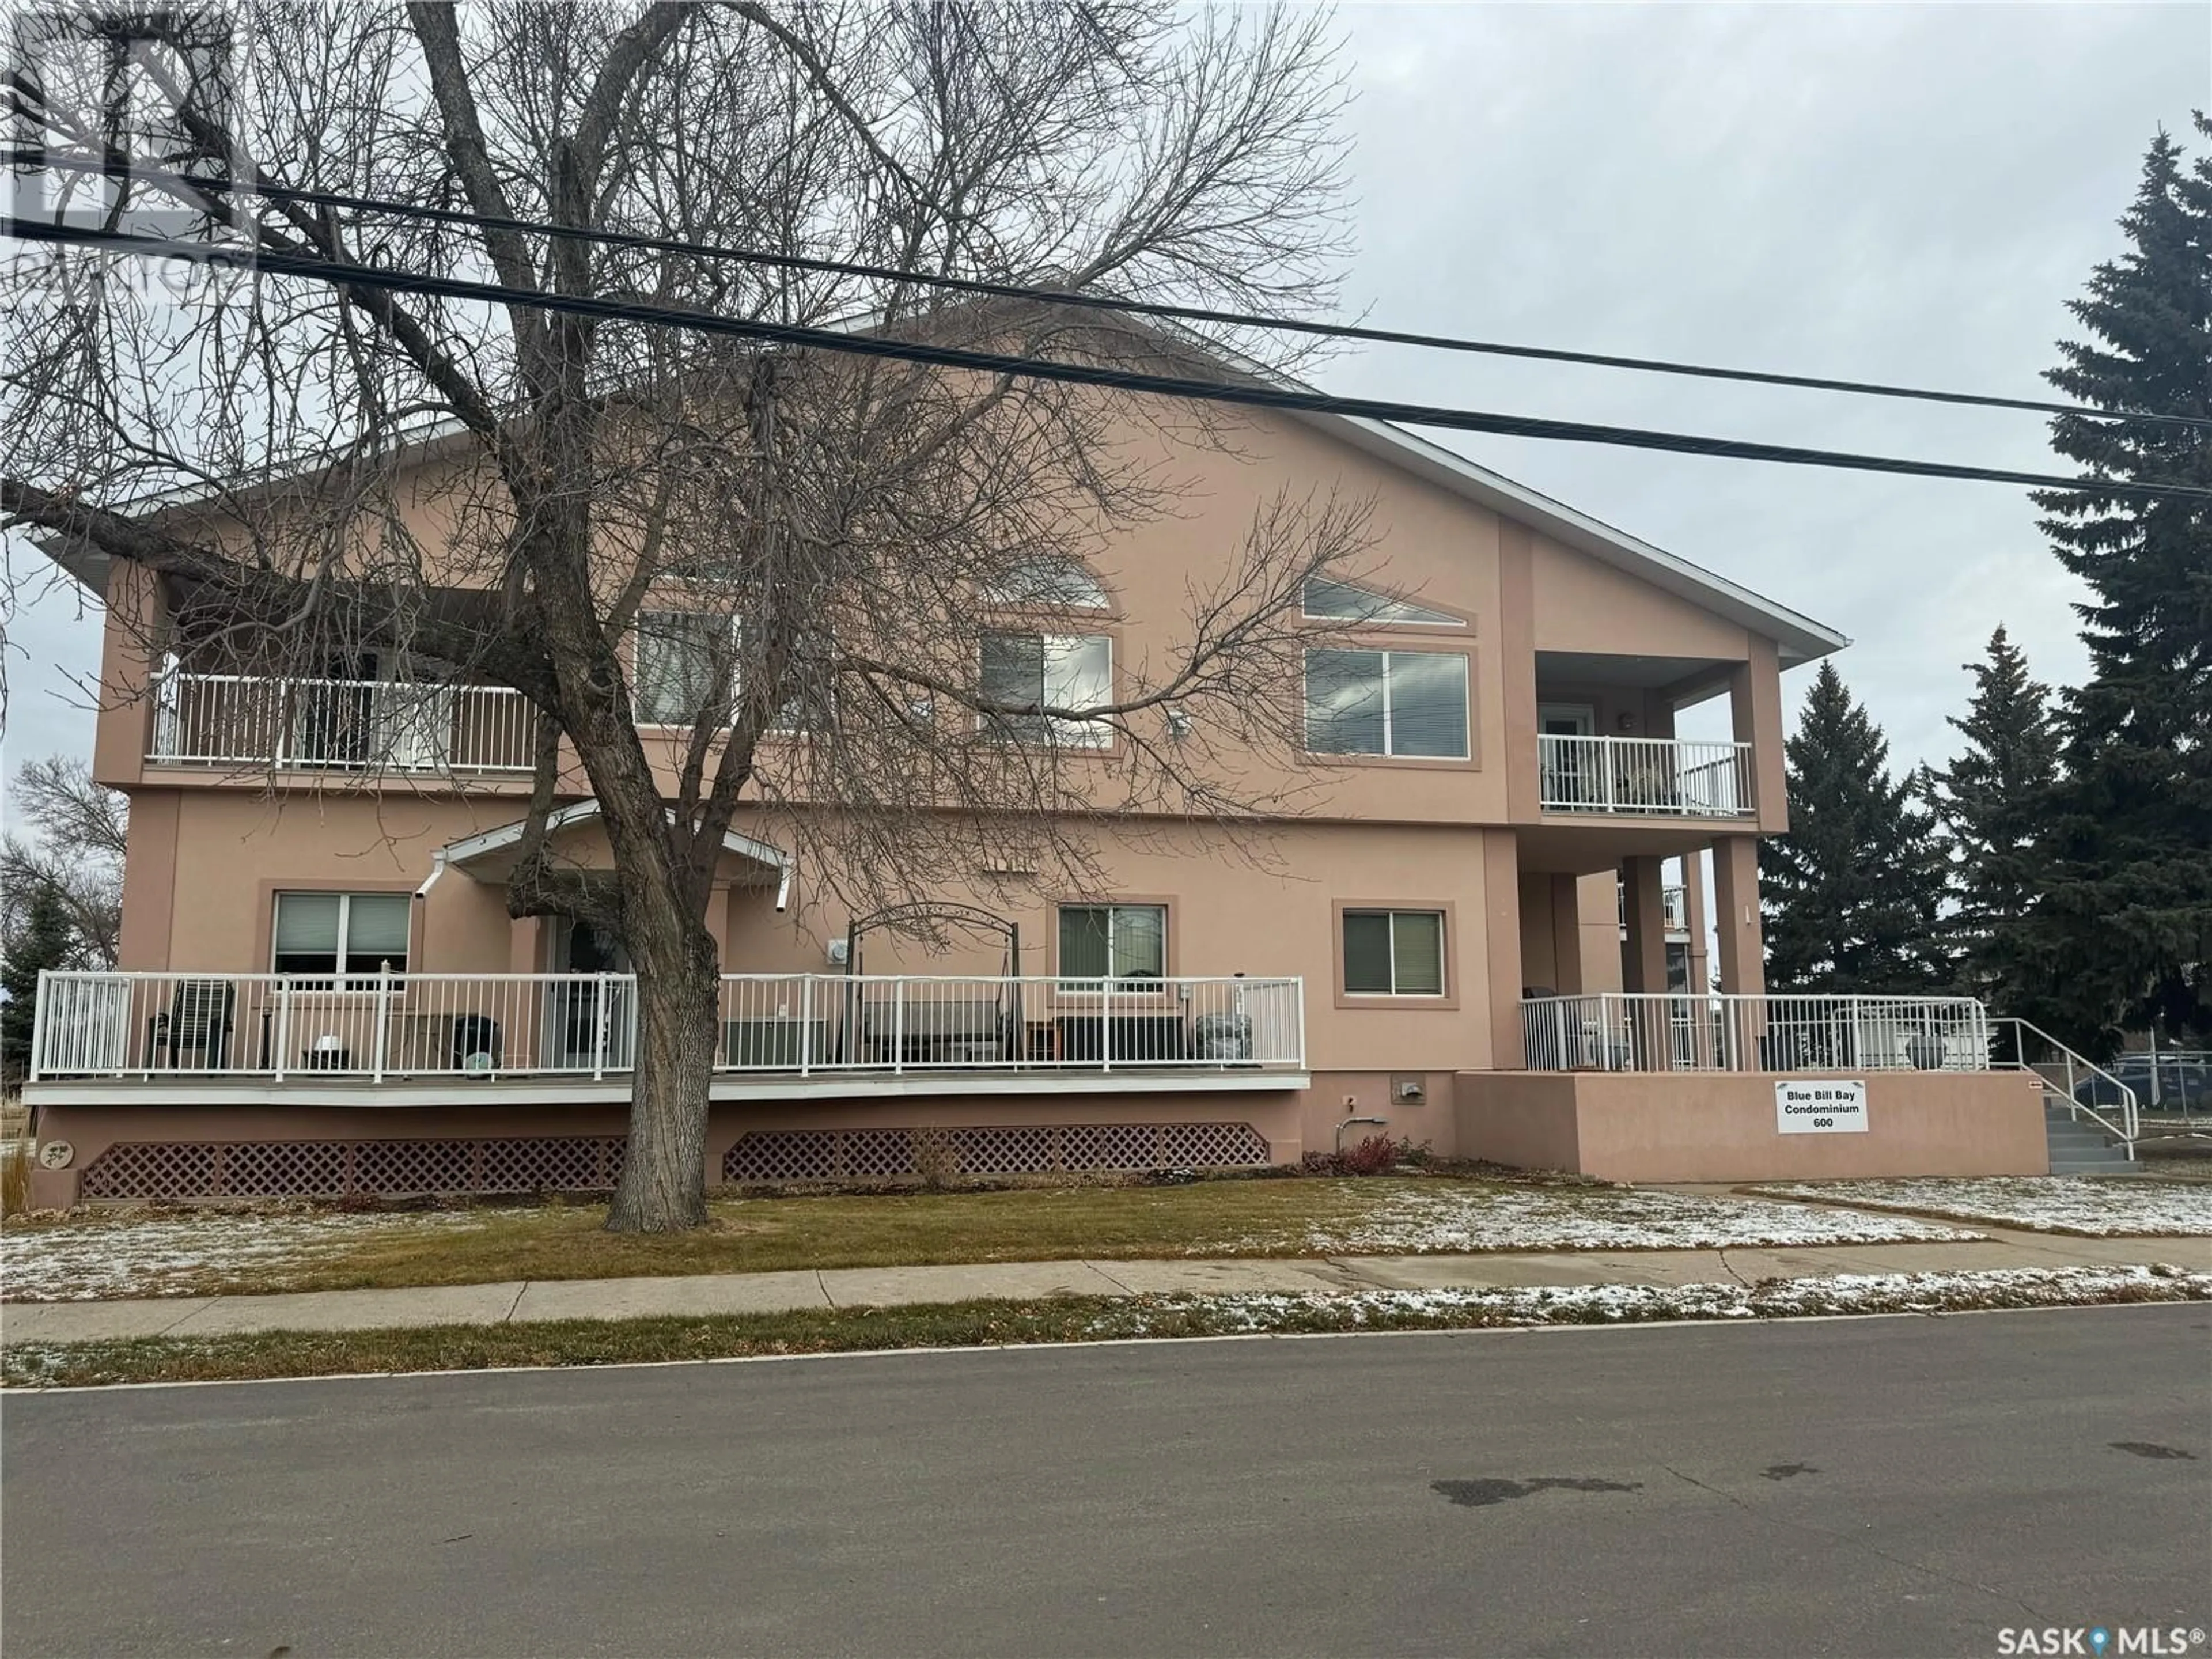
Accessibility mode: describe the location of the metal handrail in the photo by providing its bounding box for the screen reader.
[1536,733,1755,817]
[1520,991,1989,1074]
[1986,1016,2139,1152]
[30,968,1306,1081]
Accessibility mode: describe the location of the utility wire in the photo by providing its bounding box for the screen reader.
[16,151,2209,433]
[7,215,2210,502]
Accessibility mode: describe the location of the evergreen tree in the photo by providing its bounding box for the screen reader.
[1924,627,2061,1008]
[1761,662,1952,994]
[2020,116,2212,1053]
[1,885,78,1084]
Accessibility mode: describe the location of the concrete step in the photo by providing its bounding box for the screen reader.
[2042,1103,2138,1175]
[2050,1160,2143,1176]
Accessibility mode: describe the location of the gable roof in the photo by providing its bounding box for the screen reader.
[39,321,1849,667]
[1287,411,1847,668]
[435,800,787,885]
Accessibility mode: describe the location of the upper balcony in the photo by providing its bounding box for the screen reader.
[149,670,534,775]
[1538,733,1754,819]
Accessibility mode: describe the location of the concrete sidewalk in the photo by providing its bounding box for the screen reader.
[5,1226,2206,1346]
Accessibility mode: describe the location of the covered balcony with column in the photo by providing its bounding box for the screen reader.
[1476,827,2039,1181]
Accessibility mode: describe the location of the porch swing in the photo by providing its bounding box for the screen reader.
[840,903,1028,1066]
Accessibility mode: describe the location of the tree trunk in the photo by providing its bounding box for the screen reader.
[605,897,720,1232]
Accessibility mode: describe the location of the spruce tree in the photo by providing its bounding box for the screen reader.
[1761,662,1952,994]
[1924,627,2061,1009]
[2020,116,2212,1053]
[0,885,78,1084]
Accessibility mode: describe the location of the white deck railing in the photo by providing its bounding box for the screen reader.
[29,970,1305,1082]
[1539,734,1754,817]
[149,672,535,774]
[1521,993,1989,1074]
[1615,884,1691,931]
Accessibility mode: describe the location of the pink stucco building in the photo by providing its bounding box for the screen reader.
[21,398,2047,1205]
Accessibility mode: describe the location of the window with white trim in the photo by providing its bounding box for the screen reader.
[1302,577,1463,627]
[984,556,1109,610]
[634,609,735,725]
[1342,909,1445,997]
[1058,903,1166,986]
[1305,649,1469,758]
[271,892,412,979]
[980,632,1112,747]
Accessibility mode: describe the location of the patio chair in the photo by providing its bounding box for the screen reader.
[153,978,236,1070]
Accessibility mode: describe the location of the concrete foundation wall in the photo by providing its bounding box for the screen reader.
[1455,1070,2049,1183]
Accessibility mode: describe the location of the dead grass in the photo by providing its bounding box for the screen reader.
[7,1268,2205,1389]
[0,1143,29,1219]
[4,1177,1405,1298]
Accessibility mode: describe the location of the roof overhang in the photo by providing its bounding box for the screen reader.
[29,325,1850,669]
[435,800,787,889]
[1287,411,1850,669]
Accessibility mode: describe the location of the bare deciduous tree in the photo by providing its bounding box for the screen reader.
[2,754,127,967]
[1,1,1366,1229]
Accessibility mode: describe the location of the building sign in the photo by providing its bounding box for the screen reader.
[1774,1080,1868,1134]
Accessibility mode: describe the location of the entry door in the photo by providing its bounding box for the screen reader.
[547,920,636,1070]
[1538,703,1598,807]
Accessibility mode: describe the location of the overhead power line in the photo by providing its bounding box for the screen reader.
[6,215,2210,502]
[16,152,2210,433]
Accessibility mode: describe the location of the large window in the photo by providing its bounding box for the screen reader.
[980,632,1112,747]
[272,892,412,979]
[1305,649,1469,758]
[1342,909,1445,997]
[1058,903,1166,986]
[634,609,734,725]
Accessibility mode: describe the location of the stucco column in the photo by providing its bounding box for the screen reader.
[92,559,165,789]
[1498,523,1539,822]
[1547,874,1584,995]
[115,791,180,971]
[1479,830,1524,1069]
[1619,855,1669,994]
[1710,836,1765,996]
[1574,871,1624,993]
[1728,636,1789,834]
[1681,851,1711,994]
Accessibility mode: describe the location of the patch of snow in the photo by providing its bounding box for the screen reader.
[1244,1184,1982,1256]
[1103,1264,2212,1335]
[1751,1178,2212,1238]
[2,1209,487,1302]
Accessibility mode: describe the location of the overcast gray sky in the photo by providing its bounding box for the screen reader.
[3,1,2206,797]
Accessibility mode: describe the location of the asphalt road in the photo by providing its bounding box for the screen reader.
[4,1306,2208,1658]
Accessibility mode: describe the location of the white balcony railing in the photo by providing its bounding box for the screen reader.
[1539,734,1753,817]
[149,672,535,774]
[29,971,1306,1083]
[1615,884,1691,932]
[1521,993,1989,1074]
